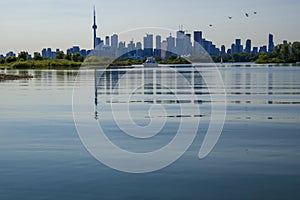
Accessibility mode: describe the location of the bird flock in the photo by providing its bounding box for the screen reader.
[209,11,258,27]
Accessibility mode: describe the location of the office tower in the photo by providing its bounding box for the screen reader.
[166,35,175,57]
[184,33,192,55]
[194,31,202,45]
[221,45,226,55]
[252,47,258,54]
[176,30,185,55]
[143,34,153,57]
[193,31,202,55]
[231,44,236,54]
[155,35,162,57]
[259,46,267,53]
[105,36,110,46]
[95,37,102,47]
[111,34,118,51]
[136,42,143,58]
[92,6,98,49]
[235,39,243,53]
[245,39,252,53]
[156,35,161,50]
[268,34,275,52]
[73,46,80,53]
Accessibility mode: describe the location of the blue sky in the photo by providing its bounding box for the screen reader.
[0,0,299,54]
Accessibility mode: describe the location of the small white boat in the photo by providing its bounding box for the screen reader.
[143,57,158,67]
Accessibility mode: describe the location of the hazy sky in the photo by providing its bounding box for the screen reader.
[0,0,299,55]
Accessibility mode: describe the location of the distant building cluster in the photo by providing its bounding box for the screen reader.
[0,8,278,60]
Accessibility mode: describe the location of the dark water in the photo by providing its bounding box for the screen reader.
[0,65,300,199]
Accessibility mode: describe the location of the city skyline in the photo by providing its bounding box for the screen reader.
[1,0,299,55]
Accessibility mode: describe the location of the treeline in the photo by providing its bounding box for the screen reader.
[212,53,258,63]
[256,42,300,63]
[0,51,84,69]
[212,41,300,64]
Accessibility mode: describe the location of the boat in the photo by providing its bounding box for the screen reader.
[296,62,300,65]
[143,57,158,67]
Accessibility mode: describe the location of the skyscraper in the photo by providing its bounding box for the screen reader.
[193,31,202,56]
[245,39,252,53]
[105,36,110,46]
[92,6,98,49]
[143,34,153,57]
[268,34,275,52]
[155,35,162,57]
[235,39,243,53]
[166,35,175,57]
[111,34,118,50]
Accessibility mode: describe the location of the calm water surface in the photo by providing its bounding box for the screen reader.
[0,65,300,199]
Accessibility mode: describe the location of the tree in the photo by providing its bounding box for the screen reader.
[281,43,291,62]
[64,52,72,61]
[292,42,300,61]
[18,51,29,61]
[5,56,17,63]
[55,51,65,59]
[33,53,43,61]
[72,52,84,62]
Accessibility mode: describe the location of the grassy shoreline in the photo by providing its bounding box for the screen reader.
[0,59,82,70]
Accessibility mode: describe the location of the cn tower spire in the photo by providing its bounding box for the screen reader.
[92,6,98,49]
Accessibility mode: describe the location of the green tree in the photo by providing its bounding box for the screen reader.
[72,52,84,62]
[5,56,17,63]
[55,51,65,59]
[18,51,29,61]
[33,52,43,61]
[281,43,291,62]
[292,42,300,61]
[0,58,5,64]
[64,52,72,61]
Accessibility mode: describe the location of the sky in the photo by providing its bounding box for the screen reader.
[0,0,300,55]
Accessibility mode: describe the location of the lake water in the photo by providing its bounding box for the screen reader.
[1,64,300,199]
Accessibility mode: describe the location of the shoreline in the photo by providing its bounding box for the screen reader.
[0,73,34,81]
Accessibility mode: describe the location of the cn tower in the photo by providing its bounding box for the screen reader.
[92,6,98,49]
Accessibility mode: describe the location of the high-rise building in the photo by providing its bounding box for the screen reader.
[193,31,203,56]
[259,45,267,53]
[245,39,252,53]
[143,34,153,57]
[231,44,236,55]
[184,33,192,55]
[136,42,143,58]
[221,45,226,55]
[235,39,243,53]
[92,6,98,49]
[111,34,118,50]
[194,31,202,45]
[268,34,275,52]
[155,35,162,57]
[166,35,175,57]
[176,30,185,55]
[105,36,110,46]
[156,35,161,50]
[252,47,258,54]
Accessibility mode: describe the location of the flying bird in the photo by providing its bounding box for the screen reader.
[254,11,257,14]
[245,13,249,17]
[228,16,233,19]
[209,24,213,27]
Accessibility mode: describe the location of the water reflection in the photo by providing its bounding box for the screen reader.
[94,65,300,122]
[94,68,210,120]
